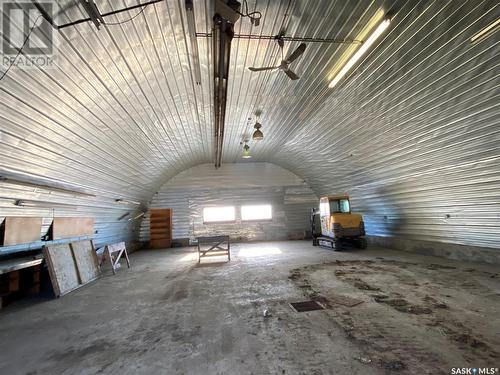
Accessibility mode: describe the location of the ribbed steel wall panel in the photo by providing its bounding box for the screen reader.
[139,163,318,242]
[0,0,498,253]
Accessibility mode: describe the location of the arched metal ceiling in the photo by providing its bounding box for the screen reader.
[0,0,499,249]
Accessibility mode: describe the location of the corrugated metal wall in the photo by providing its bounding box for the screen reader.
[0,181,143,254]
[139,163,318,242]
[269,0,500,249]
[0,0,498,254]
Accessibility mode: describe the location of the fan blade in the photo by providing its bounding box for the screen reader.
[248,66,278,71]
[284,43,306,64]
[283,69,299,80]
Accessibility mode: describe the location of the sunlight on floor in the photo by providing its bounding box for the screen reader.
[238,246,282,257]
[179,252,199,261]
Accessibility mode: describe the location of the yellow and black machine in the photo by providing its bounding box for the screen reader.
[311,195,367,250]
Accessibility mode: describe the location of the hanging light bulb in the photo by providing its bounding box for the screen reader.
[242,144,252,159]
[252,122,264,141]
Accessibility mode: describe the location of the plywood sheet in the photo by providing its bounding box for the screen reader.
[52,217,94,239]
[3,217,42,246]
[70,240,99,284]
[43,243,80,297]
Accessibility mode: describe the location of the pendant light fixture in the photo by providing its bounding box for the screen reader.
[252,110,264,141]
[252,122,263,141]
[242,141,252,159]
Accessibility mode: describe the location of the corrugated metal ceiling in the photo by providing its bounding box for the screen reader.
[0,0,499,250]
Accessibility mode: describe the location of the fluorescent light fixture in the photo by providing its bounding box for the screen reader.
[0,175,95,197]
[329,17,391,88]
[128,212,145,221]
[117,212,131,221]
[471,17,500,44]
[115,198,141,205]
[185,0,202,85]
[14,199,76,208]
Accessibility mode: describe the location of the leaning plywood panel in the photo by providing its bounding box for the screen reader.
[52,218,94,239]
[43,243,80,297]
[70,240,100,284]
[3,217,42,246]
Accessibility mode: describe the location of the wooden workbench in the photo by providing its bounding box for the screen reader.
[0,257,43,308]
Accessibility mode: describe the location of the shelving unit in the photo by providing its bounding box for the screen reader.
[149,209,172,249]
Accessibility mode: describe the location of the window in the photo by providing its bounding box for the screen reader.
[339,199,350,213]
[241,204,272,221]
[203,206,235,223]
[330,199,350,213]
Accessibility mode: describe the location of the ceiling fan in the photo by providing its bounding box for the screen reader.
[248,37,306,80]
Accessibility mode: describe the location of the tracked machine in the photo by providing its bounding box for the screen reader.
[311,195,367,250]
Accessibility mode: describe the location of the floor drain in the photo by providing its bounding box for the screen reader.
[289,300,325,312]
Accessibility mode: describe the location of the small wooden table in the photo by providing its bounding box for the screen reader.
[197,236,231,263]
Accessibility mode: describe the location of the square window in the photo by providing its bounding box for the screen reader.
[241,205,272,221]
[203,206,235,223]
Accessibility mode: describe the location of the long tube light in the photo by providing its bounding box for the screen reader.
[470,18,500,44]
[115,198,141,205]
[0,175,95,197]
[185,0,202,85]
[328,18,391,89]
[14,199,76,208]
[128,212,145,221]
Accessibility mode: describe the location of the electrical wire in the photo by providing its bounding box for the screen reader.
[104,5,148,25]
[0,15,42,82]
[237,0,262,23]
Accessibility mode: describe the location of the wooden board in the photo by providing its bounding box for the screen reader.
[52,217,94,239]
[105,242,130,274]
[149,209,172,249]
[3,217,42,246]
[0,258,43,275]
[107,242,126,254]
[70,240,100,284]
[43,243,80,297]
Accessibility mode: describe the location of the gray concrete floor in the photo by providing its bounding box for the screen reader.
[0,241,499,375]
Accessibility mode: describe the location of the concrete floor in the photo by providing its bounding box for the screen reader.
[0,241,499,375]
